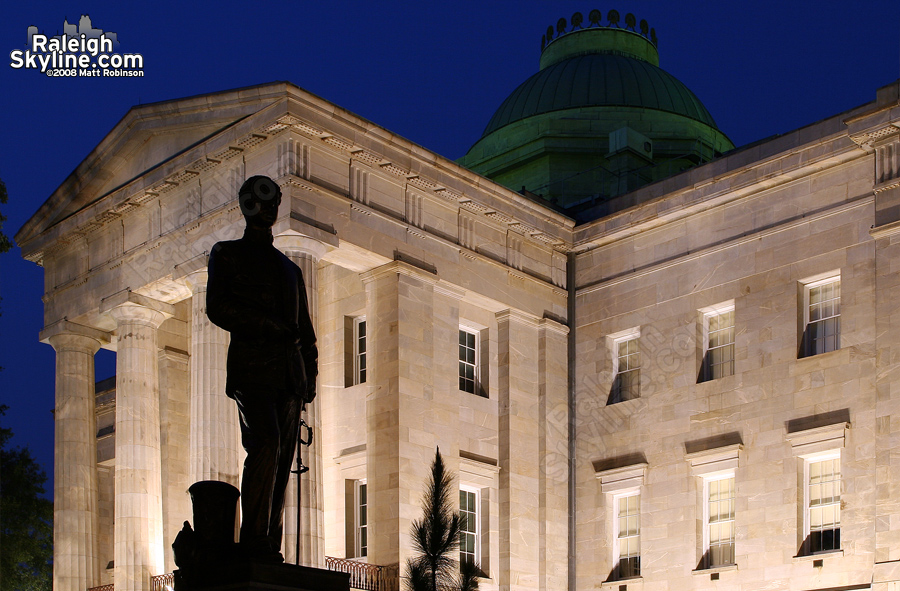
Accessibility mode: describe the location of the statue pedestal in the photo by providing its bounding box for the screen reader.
[173,561,350,591]
[172,481,349,591]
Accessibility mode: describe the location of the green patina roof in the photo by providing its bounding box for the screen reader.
[460,11,734,211]
[482,52,720,138]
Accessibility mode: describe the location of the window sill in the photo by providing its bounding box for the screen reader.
[696,373,738,388]
[796,347,845,363]
[692,564,737,575]
[460,389,489,399]
[793,549,843,562]
[605,396,642,408]
[600,576,642,588]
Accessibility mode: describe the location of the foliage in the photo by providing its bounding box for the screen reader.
[0,405,53,591]
[0,176,9,372]
[405,448,479,591]
[0,177,10,255]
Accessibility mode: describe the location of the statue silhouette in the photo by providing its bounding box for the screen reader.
[207,175,318,562]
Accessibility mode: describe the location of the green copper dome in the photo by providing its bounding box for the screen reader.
[481,52,720,137]
[459,10,734,212]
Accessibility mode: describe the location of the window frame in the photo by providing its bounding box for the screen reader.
[459,326,484,397]
[803,450,842,555]
[801,274,841,358]
[609,328,641,404]
[702,472,736,569]
[701,302,735,382]
[612,490,641,580]
[354,316,367,386]
[459,484,481,566]
[354,479,368,559]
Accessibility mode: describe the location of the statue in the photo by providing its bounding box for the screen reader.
[206,175,318,562]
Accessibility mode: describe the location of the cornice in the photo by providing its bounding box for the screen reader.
[573,134,866,252]
[870,218,900,240]
[848,122,900,151]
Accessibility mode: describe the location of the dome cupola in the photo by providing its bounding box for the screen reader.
[459,10,734,211]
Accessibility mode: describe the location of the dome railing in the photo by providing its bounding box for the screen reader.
[541,9,657,52]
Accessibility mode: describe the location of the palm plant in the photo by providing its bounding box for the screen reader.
[405,448,480,591]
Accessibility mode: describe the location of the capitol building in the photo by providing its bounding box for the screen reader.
[16,10,900,591]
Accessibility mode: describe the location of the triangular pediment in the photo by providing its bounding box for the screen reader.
[16,81,295,246]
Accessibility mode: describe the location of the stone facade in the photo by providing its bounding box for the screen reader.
[16,78,900,591]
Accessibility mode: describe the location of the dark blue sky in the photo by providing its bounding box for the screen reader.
[2,0,899,495]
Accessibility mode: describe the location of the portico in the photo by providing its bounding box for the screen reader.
[17,82,571,591]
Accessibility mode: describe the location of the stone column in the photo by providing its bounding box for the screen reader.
[101,292,174,591]
[44,321,109,591]
[496,310,541,591]
[275,234,326,567]
[185,270,240,486]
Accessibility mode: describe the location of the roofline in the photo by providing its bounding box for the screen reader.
[15,81,298,246]
[17,81,575,257]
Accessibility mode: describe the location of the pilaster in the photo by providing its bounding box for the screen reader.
[44,321,110,591]
[538,318,569,591]
[846,92,899,587]
[496,309,541,591]
[361,261,439,577]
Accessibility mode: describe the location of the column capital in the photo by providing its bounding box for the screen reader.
[100,290,174,328]
[41,320,110,352]
[360,259,439,286]
[183,270,209,293]
[538,316,570,337]
[274,233,327,260]
[434,281,466,301]
[495,308,541,328]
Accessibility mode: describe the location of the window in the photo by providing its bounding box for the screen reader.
[459,487,480,565]
[803,276,840,357]
[337,450,367,560]
[596,462,646,582]
[614,493,640,579]
[786,422,847,556]
[702,305,734,381]
[687,444,740,571]
[355,480,368,558]
[459,328,479,395]
[354,317,367,385]
[806,454,841,553]
[610,332,640,404]
[705,475,735,567]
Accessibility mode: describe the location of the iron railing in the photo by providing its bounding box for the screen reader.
[88,561,396,591]
[88,573,173,591]
[151,573,174,591]
[325,556,394,591]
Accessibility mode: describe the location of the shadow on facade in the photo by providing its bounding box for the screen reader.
[786,409,851,434]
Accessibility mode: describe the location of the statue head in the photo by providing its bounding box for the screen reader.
[238,175,282,229]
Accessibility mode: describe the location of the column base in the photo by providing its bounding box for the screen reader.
[173,562,349,591]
